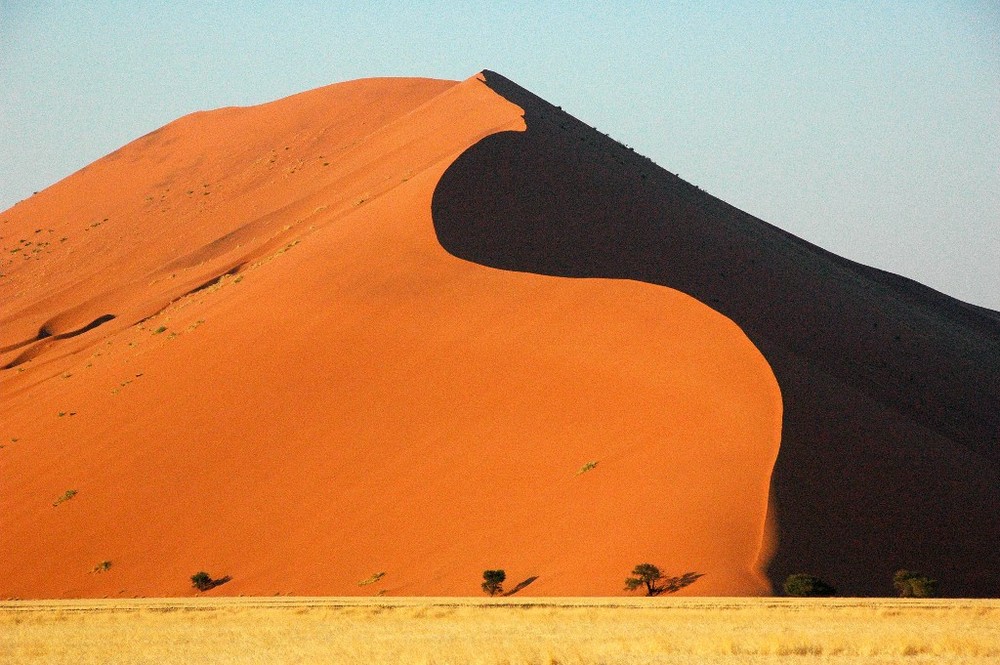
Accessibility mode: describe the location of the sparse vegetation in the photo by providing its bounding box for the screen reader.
[577,460,599,475]
[153,326,167,334]
[52,489,78,507]
[624,563,703,596]
[783,573,837,597]
[894,569,938,598]
[358,572,386,587]
[92,560,112,573]
[191,572,232,592]
[3,597,996,663]
[191,572,212,591]
[481,569,506,596]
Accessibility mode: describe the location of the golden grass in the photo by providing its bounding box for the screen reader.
[1,597,998,664]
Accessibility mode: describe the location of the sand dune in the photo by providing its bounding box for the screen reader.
[2,70,995,599]
[1,73,781,598]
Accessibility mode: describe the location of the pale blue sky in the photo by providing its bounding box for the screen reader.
[2,1,997,308]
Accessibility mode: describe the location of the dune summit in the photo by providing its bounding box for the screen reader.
[1,72,997,599]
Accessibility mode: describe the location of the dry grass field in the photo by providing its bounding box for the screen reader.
[2,596,998,664]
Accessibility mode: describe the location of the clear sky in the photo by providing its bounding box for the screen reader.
[2,1,997,308]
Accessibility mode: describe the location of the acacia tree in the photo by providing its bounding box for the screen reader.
[482,569,506,596]
[893,570,938,598]
[191,571,214,591]
[624,563,703,596]
[190,571,232,592]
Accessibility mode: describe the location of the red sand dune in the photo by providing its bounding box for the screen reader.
[1,73,781,598]
[3,71,997,599]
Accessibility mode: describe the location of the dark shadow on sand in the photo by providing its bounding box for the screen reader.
[430,70,1000,597]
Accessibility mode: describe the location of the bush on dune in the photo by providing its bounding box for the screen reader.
[783,573,837,597]
[893,570,937,598]
[482,569,506,596]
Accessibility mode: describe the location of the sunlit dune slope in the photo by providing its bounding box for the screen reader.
[0,73,782,598]
[433,70,1000,597]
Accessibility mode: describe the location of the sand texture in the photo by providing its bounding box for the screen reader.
[2,70,996,599]
[1,74,780,598]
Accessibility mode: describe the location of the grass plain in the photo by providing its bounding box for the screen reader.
[1,596,998,664]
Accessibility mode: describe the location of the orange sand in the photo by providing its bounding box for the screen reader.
[0,74,781,598]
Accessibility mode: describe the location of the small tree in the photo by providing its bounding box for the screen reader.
[191,571,214,591]
[191,571,231,592]
[893,570,937,598]
[482,569,506,596]
[783,573,836,597]
[624,563,703,596]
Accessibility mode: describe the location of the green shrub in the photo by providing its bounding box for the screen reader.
[482,569,506,596]
[893,570,937,598]
[783,573,837,597]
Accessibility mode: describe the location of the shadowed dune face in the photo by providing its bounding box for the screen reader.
[0,74,780,598]
[431,71,1000,597]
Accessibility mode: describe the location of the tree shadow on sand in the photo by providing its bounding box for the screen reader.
[502,576,539,596]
